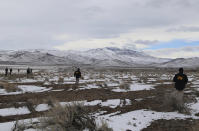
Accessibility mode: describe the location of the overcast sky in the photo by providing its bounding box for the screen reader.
[0,0,199,58]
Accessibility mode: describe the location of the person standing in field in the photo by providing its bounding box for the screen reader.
[172,68,188,107]
[74,68,81,84]
[5,67,8,76]
[27,67,30,78]
[9,68,12,76]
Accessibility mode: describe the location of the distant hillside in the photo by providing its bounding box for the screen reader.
[0,48,198,68]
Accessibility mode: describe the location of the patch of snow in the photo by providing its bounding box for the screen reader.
[43,81,51,85]
[162,82,173,85]
[107,83,120,87]
[18,85,52,93]
[36,104,50,112]
[147,78,157,82]
[97,109,198,131]
[112,82,154,92]
[60,99,131,108]
[192,81,199,85]
[78,84,99,90]
[0,107,30,116]
[0,118,39,131]
[135,98,144,102]
[20,79,39,83]
[101,99,121,108]
[188,98,199,115]
[184,90,193,93]
[0,121,15,131]
[160,74,170,80]
[51,89,65,92]
[86,100,102,106]
[0,85,52,95]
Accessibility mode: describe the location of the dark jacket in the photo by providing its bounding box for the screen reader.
[74,71,81,78]
[173,73,188,91]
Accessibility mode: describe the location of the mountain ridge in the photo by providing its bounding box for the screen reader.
[0,47,198,68]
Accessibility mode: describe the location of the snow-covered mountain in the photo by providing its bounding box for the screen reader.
[156,57,199,68]
[0,50,79,65]
[0,47,198,68]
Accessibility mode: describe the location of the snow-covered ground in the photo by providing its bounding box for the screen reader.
[0,85,52,95]
[112,82,154,92]
[97,109,198,131]
[0,69,199,130]
[1,98,199,131]
[0,107,30,116]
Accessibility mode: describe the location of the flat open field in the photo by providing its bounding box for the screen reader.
[0,67,199,131]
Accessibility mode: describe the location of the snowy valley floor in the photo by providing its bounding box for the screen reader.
[0,68,199,131]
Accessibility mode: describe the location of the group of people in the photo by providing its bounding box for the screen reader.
[4,67,33,77]
[5,67,13,76]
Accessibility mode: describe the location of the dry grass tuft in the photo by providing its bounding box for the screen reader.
[12,120,39,131]
[58,77,64,84]
[44,96,59,108]
[99,73,105,79]
[164,92,190,114]
[37,102,96,131]
[0,82,21,92]
[44,77,49,82]
[12,103,113,131]
[12,121,26,131]
[96,119,113,131]
[119,82,130,90]
[26,98,40,113]
[96,82,108,88]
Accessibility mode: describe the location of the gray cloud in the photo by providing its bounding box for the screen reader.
[145,46,199,58]
[167,26,199,32]
[0,0,199,50]
[134,40,159,45]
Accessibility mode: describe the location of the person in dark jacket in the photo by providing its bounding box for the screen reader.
[27,67,30,78]
[74,68,81,84]
[5,67,8,76]
[173,68,188,91]
[172,68,188,107]
[9,68,12,76]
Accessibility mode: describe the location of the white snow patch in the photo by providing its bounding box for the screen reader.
[78,84,99,90]
[20,79,39,83]
[59,99,131,108]
[0,107,30,116]
[188,98,199,115]
[0,121,15,131]
[51,89,65,92]
[0,118,39,131]
[101,99,121,108]
[0,85,52,95]
[107,83,120,87]
[86,100,102,106]
[192,81,199,85]
[112,83,154,92]
[97,109,198,131]
[18,85,52,93]
[147,78,157,82]
[35,104,50,112]
[135,98,144,101]
[162,82,173,85]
